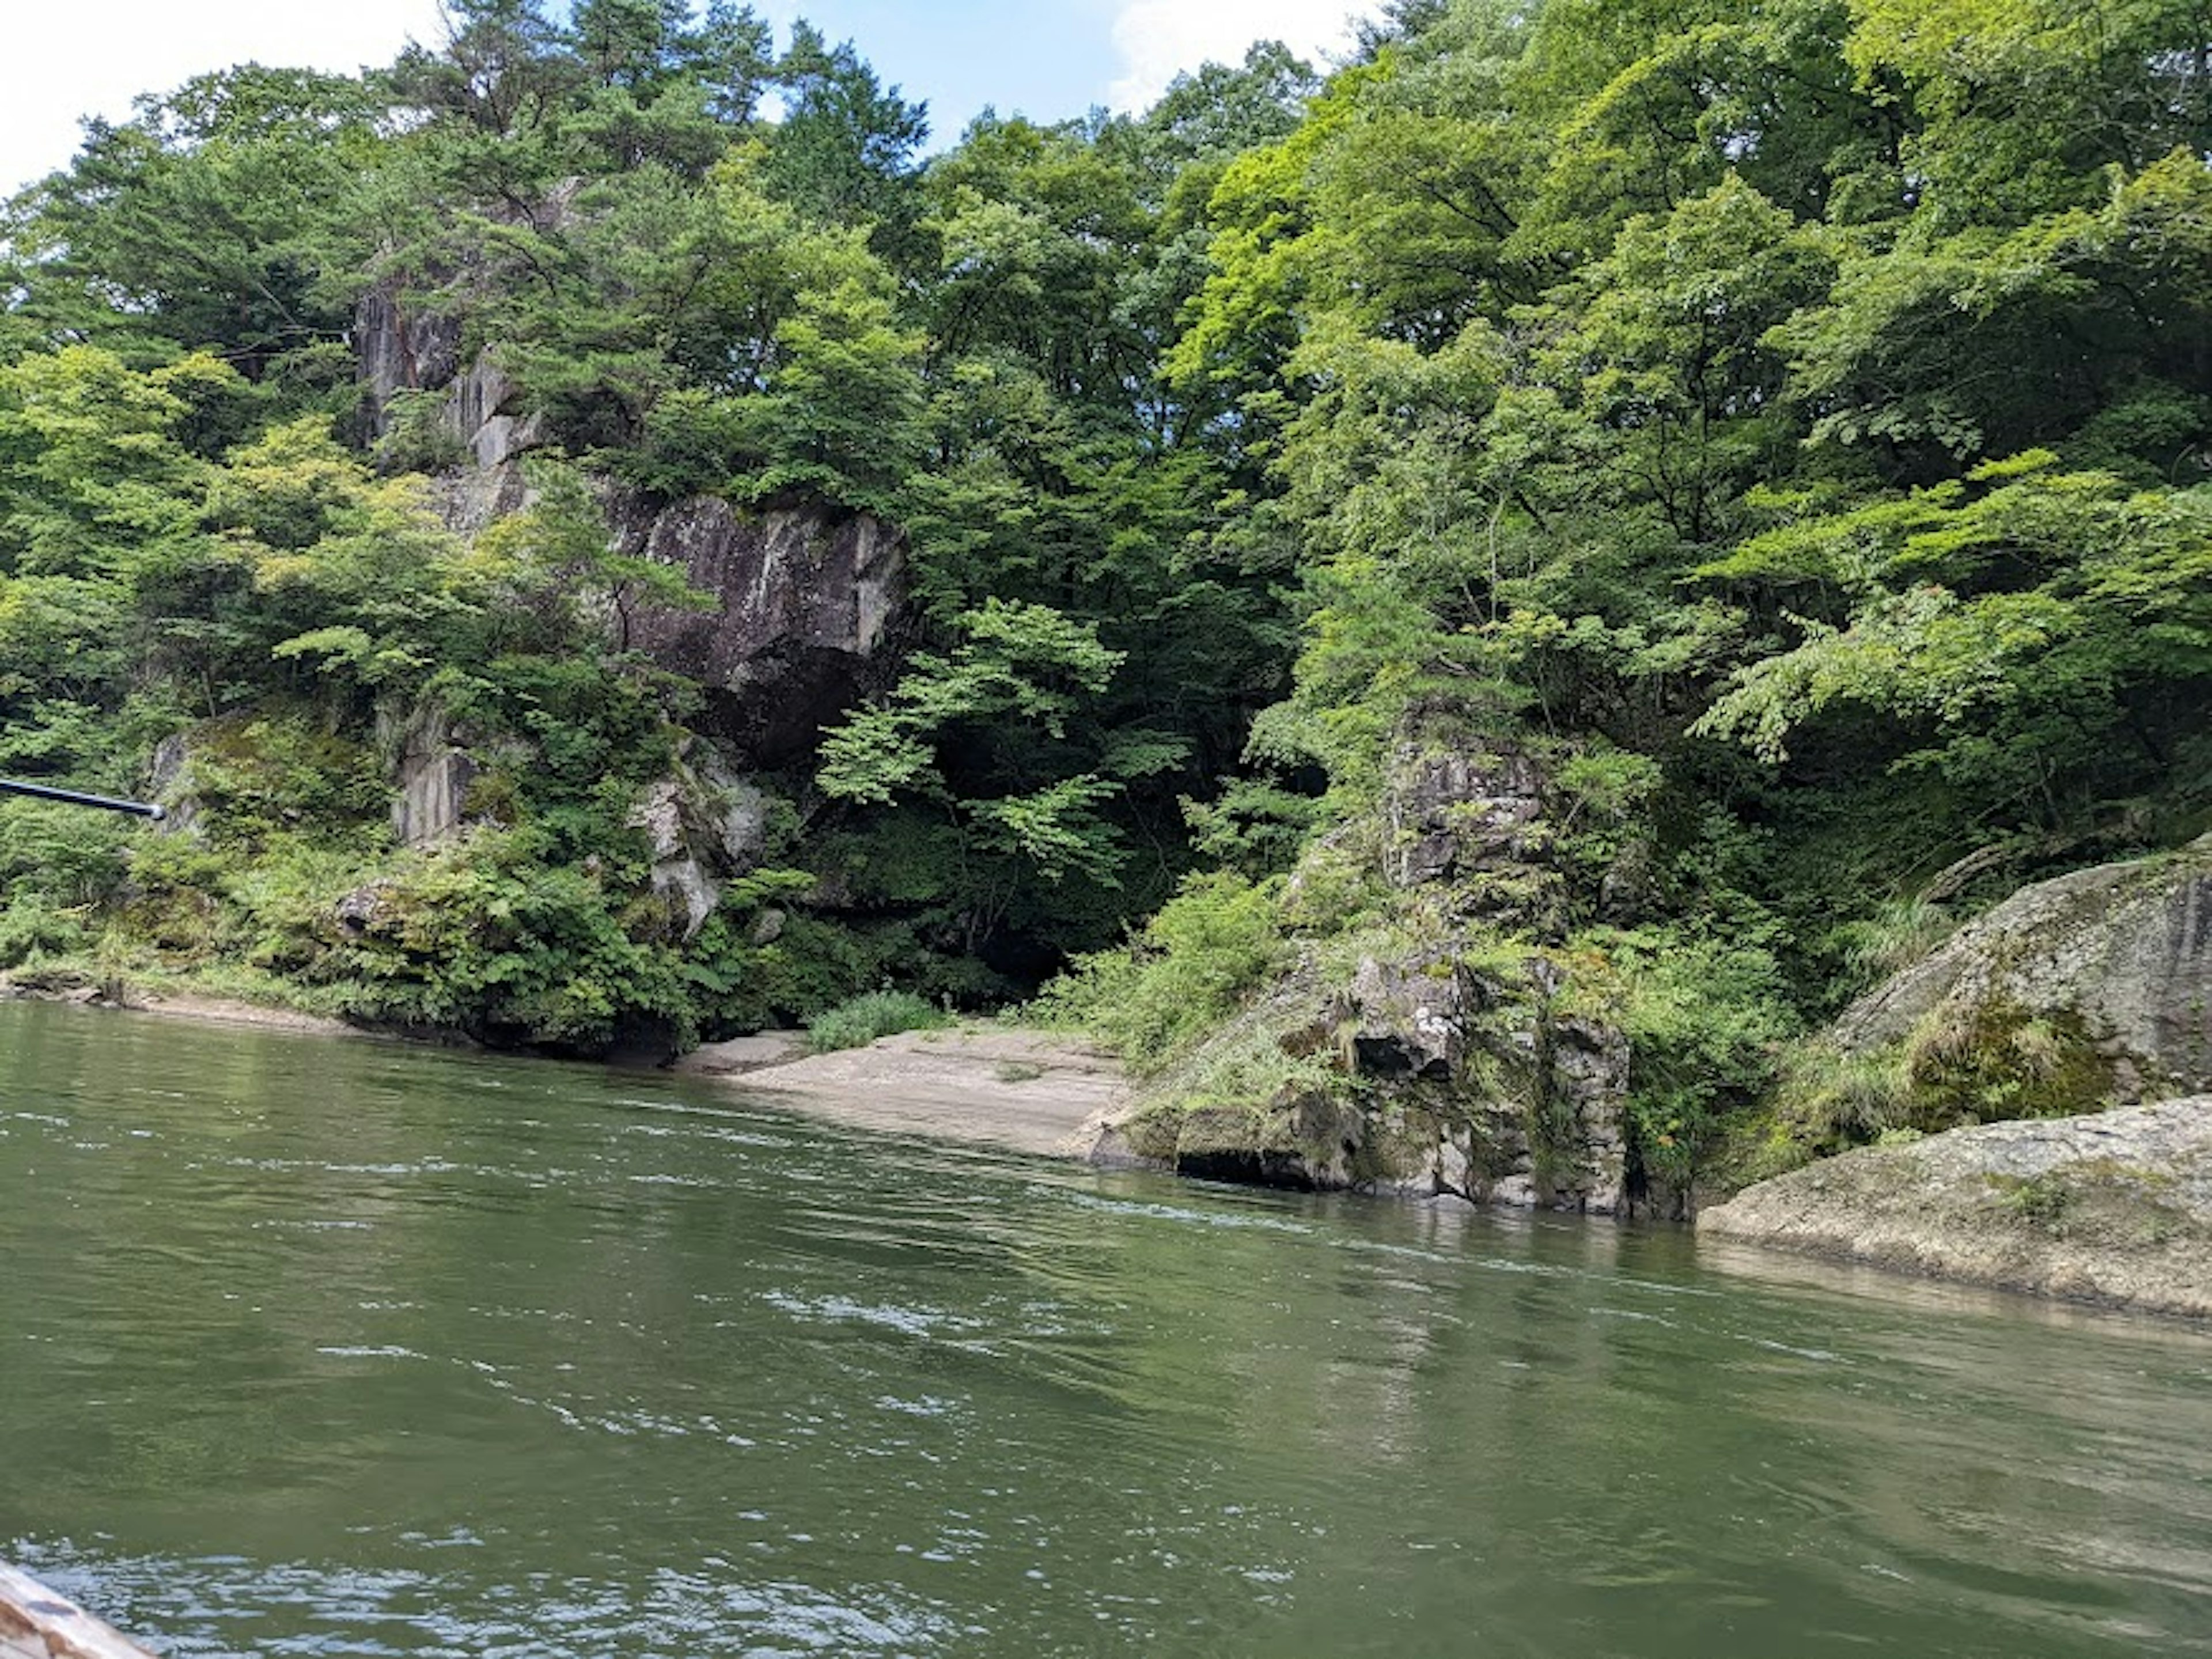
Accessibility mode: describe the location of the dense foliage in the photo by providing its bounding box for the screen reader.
[0,0,2205,1173]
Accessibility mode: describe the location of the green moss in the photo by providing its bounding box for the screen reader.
[1755,996,2123,1180]
[1992,1169,2074,1230]
[1901,999,2118,1131]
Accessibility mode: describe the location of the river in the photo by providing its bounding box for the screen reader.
[3,1000,2210,1657]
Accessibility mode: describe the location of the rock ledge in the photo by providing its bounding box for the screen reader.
[1700,1097,2212,1316]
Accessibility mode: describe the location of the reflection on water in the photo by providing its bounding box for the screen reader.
[4,999,2210,1658]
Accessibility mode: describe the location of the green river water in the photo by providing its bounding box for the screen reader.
[4,1000,2211,1658]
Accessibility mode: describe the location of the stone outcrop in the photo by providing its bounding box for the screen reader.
[358,268,911,772]
[147,733,200,835]
[429,460,535,536]
[734,1027,1127,1158]
[625,746,772,942]
[1094,720,1641,1213]
[1700,1097,2212,1316]
[617,497,908,764]
[355,282,463,442]
[1105,944,1633,1211]
[1829,834,2212,1105]
[385,709,478,848]
[671,1029,810,1077]
[1385,721,1565,934]
[628,756,774,946]
[355,184,581,452]
[440,354,543,470]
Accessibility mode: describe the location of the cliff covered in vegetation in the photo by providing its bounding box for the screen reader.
[1,0,2207,1196]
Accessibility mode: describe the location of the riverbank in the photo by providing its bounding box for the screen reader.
[20,968,2210,1317]
[1,971,1125,1159]
[695,1026,1127,1158]
[0,971,359,1037]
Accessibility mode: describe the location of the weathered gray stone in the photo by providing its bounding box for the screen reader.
[334,881,400,936]
[1833,834,2212,1100]
[440,353,545,469]
[1387,741,1546,887]
[616,498,908,764]
[147,734,200,835]
[628,779,718,941]
[1700,1097,2212,1316]
[623,747,778,942]
[355,282,463,440]
[692,744,769,869]
[1343,952,1476,1081]
[388,710,478,847]
[1382,725,1567,935]
[427,459,534,537]
[1113,944,1634,1214]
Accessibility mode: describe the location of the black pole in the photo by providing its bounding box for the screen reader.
[0,778,166,821]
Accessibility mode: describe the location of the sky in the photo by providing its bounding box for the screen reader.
[0,0,1384,196]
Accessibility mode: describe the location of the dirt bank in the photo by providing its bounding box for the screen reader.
[0,974,359,1038]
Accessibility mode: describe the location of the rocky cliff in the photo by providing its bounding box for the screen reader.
[610,495,907,766]
[357,281,911,772]
[1090,718,1644,1214]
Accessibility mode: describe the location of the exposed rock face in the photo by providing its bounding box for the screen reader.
[147,733,200,835]
[618,497,908,765]
[429,460,534,536]
[1700,1097,2212,1316]
[334,881,399,936]
[358,268,910,770]
[387,710,478,847]
[1109,944,1634,1213]
[625,747,772,941]
[630,779,717,940]
[441,354,543,469]
[1389,739,1542,882]
[1096,719,1639,1213]
[1832,835,2212,1107]
[1344,949,1630,1211]
[355,282,463,441]
[1385,726,1565,933]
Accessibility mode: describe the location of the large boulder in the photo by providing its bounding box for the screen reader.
[1700,1097,2212,1316]
[1819,835,2212,1123]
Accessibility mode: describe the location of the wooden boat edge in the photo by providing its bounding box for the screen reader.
[1,1564,160,1659]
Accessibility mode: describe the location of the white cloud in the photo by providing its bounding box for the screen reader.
[0,0,446,195]
[1108,0,1384,112]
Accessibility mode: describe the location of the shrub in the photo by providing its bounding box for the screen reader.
[806,989,948,1054]
[0,893,90,968]
[1032,872,1286,1070]
[1587,926,1798,1191]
